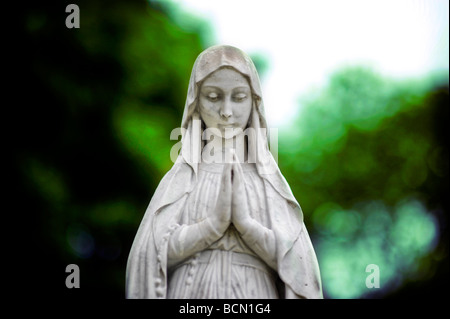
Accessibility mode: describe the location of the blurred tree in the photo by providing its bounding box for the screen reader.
[278,67,448,298]
[11,0,448,300]
[14,0,209,298]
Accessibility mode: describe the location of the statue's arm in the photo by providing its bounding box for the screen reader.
[167,162,232,268]
[231,160,278,269]
[234,218,277,270]
[166,218,225,268]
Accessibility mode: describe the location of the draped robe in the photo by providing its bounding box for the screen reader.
[126,45,323,299]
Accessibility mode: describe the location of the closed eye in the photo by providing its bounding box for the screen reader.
[233,93,248,102]
[207,92,220,102]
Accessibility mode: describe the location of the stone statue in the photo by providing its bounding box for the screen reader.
[126,45,323,299]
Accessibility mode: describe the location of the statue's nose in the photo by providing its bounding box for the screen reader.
[220,101,232,118]
[220,109,232,118]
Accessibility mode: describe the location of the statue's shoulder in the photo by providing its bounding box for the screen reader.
[154,161,195,195]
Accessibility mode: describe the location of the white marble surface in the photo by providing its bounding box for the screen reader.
[126,45,323,299]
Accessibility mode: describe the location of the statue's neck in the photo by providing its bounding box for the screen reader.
[202,132,247,163]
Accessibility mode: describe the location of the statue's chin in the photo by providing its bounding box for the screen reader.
[210,127,246,140]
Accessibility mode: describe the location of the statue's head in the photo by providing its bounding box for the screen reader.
[181,45,266,133]
[179,45,275,169]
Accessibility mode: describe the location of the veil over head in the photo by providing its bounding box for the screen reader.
[179,45,299,207]
[126,45,323,299]
[181,44,266,129]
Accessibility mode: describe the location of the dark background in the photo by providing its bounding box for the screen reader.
[12,0,448,301]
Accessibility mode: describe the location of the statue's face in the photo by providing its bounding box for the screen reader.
[199,67,252,139]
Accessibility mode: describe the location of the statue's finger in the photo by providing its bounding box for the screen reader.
[232,162,248,209]
[232,160,244,188]
[217,162,232,214]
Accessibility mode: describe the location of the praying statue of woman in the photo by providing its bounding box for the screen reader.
[126,45,323,299]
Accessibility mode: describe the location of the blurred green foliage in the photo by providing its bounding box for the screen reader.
[15,0,448,299]
[278,67,448,298]
[16,0,209,298]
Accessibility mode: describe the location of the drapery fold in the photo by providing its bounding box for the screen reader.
[126,45,322,299]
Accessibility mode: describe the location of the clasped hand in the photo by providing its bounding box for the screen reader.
[210,151,254,236]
